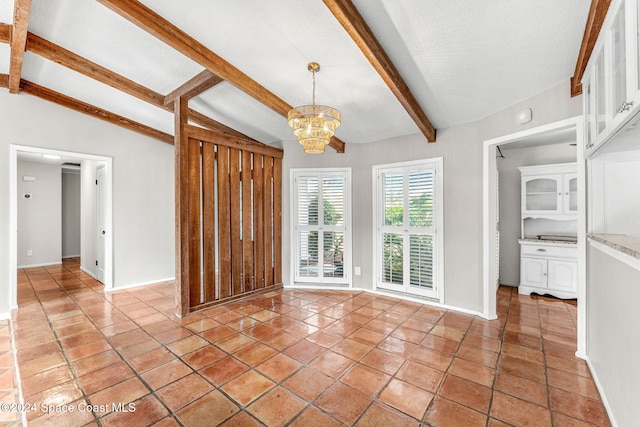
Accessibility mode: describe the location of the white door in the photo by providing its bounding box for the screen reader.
[375,160,442,299]
[96,166,106,283]
[521,257,547,287]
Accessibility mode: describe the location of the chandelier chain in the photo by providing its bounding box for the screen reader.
[311,68,316,107]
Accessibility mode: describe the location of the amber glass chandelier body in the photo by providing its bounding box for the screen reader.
[288,62,341,154]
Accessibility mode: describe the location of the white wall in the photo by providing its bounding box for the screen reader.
[283,81,582,313]
[16,161,62,267]
[600,159,640,238]
[62,171,81,258]
[587,243,640,427]
[0,90,175,316]
[497,143,577,286]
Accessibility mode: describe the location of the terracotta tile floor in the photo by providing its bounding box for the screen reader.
[1,258,611,426]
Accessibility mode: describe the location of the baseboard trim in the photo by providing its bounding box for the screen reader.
[16,261,63,269]
[104,277,175,293]
[285,284,353,291]
[285,285,485,319]
[0,312,10,321]
[366,288,486,318]
[80,266,96,279]
[581,354,619,427]
[62,255,80,259]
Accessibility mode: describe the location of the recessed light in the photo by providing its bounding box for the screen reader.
[42,154,62,160]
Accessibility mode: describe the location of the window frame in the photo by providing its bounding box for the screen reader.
[372,158,444,302]
[290,168,352,287]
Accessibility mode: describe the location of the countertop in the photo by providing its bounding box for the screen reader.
[587,233,640,260]
[518,237,577,245]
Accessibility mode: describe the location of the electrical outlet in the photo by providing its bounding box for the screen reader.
[26,250,33,257]
[355,266,361,276]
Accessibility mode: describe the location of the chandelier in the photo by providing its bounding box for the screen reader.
[288,62,341,154]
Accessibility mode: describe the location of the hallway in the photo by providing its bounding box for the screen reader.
[0,258,609,426]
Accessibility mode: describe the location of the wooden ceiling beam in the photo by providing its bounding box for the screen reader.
[323,0,436,142]
[22,33,262,143]
[571,0,612,97]
[96,0,345,153]
[26,32,165,106]
[9,0,32,93]
[0,23,11,43]
[20,79,173,144]
[164,69,224,107]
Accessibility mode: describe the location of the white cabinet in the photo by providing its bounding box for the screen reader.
[522,174,562,214]
[519,164,577,218]
[519,241,577,299]
[583,0,640,156]
[521,257,547,287]
[548,260,578,291]
[518,163,578,299]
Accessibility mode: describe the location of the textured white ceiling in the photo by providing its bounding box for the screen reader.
[0,1,13,24]
[2,0,590,146]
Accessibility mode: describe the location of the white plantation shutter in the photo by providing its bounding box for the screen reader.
[410,234,433,288]
[297,177,318,226]
[376,160,441,299]
[383,173,404,226]
[409,169,433,228]
[408,169,434,289]
[323,176,344,226]
[293,170,350,284]
[382,233,403,284]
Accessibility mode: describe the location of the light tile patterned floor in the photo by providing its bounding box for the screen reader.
[2,258,610,426]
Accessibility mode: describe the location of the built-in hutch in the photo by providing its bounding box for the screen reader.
[582,0,640,262]
[579,0,640,423]
[518,163,578,298]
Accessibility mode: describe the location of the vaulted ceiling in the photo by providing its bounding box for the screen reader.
[0,0,590,152]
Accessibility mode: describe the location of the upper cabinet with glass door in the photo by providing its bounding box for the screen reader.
[519,164,577,217]
[583,0,640,156]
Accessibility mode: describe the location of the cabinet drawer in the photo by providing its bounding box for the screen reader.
[520,244,577,259]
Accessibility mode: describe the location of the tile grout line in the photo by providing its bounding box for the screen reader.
[7,318,26,427]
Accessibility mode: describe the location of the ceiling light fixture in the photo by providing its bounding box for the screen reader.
[288,62,341,154]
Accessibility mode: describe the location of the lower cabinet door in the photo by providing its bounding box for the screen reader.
[547,260,577,291]
[521,257,547,287]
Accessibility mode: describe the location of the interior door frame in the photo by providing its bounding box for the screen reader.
[9,144,113,309]
[482,116,586,355]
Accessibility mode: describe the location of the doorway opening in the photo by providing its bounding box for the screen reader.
[9,145,113,309]
[482,116,587,355]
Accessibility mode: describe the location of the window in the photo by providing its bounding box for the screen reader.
[291,169,351,285]
[374,158,443,300]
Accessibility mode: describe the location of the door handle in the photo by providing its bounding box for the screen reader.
[618,101,634,113]
[102,231,106,235]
